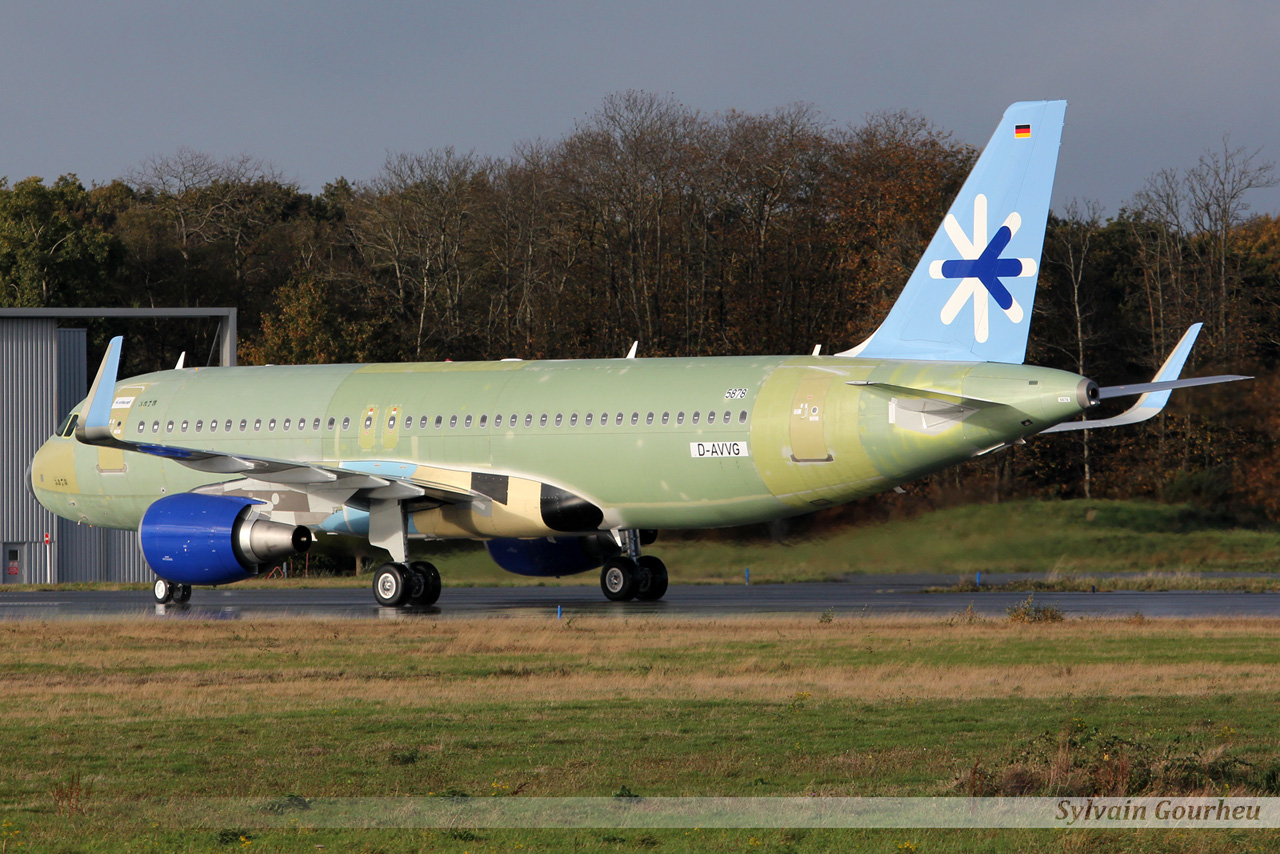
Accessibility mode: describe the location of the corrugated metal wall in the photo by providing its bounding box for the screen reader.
[1,319,58,583]
[2,320,152,584]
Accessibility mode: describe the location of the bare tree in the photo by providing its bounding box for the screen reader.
[1047,198,1104,496]
[1184,137,1277,359]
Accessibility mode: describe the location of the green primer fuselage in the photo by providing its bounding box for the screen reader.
[32,355,1091,539]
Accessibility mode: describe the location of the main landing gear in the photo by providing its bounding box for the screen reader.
[153,577,191,605]
[601,530,668,602]
[373,561,442,608]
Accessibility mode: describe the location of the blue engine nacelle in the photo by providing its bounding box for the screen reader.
[139,494,313,586]
[485,535,620,577]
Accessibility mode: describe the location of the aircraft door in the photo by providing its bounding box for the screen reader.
[98,383,147,473]
[789,375,835,462]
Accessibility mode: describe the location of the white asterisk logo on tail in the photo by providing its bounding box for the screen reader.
[929,194,1037,343]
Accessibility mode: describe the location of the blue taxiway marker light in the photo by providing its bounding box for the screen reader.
[745,568,750,585]
[557,605,562,620]
[976,571,982,588]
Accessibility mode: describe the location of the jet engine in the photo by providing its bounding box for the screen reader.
[139,494,312,586]
[485,535,620,577]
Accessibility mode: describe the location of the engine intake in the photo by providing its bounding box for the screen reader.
[140,494,312,586]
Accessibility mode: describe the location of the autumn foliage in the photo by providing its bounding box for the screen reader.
[3,93,1278,517]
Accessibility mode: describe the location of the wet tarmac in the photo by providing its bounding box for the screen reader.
[1,575,1277,621]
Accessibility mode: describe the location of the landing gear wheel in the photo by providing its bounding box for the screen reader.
[406,567,427,601]
[635,556,668,601]
[171,584,192,604]
[152,578,173,604]
[601,557,639,601]
[373,563,410,607]
[408,561,442,606]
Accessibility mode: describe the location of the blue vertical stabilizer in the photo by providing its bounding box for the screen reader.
[839,100,1067,364]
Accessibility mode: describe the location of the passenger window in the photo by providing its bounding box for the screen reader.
[644,412,653,425]
[137,421,145,434]
[435,416,443,428]
[479,414,488,428]
[615,413,624,426]
[661,411,670,425]
[178,419,186,432]
[494,414,503,427]
[692,411,700,424]
[525,414,533,427]
[464,414,473,428]
[254,419,263,431]
[419,416,428,429]
[152,421,160,433]
[449,415,458,428]
[239,419,247,431]
[631,412,639,426]
[312,418,320,431]
[569,413,578,426]
[723,410,731,423]
[225,420,232,432]
[164,420,172,433]
[600,412,608,425]
[707,411,716,424]
[554,413,563,427]
[283,418,291,431]
[387,415,396,429]
[268,418,277,431]
[327,417,336,430]
[540,413,548,427]
[739,410,748,424]
[195,419,203,432]
[341,417,350,430]
[677,411,685,425]
[210,420,218,433]
[364,415,373,430]
[585,413,593,426]
[402,414,410,430]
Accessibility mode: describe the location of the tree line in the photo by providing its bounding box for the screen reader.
[3,91,1278,519]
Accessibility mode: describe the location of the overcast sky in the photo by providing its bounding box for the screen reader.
[3,1,1277,217]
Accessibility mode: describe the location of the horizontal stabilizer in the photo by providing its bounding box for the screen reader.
[846,380,1006,409]
[1096,375,1250,399]
[1043,323,1249,433]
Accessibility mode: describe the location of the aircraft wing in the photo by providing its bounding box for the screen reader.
[73,337,486,507]
[1043,323,1249,433]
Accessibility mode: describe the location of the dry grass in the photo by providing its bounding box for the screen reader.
[5,615,1280,721]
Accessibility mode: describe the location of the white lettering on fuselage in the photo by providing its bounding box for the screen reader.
[690,441,749,458]
[111,396,136,409]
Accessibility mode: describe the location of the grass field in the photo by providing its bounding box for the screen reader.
[2,613,1279,852]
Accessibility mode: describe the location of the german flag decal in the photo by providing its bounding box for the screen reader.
[1014,124,1031,139]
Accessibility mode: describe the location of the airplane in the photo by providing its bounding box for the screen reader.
[28,100,1247,608]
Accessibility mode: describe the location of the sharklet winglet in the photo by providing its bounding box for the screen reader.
[76,336,123,446]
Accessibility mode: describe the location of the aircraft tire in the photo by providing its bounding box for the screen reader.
[409,561,442,606]
[172,584,192,604]
[635,556,668,601]
[373,563,410,607]
[406,566,428,601]
[601,557,638,602]
[152,578,173,604]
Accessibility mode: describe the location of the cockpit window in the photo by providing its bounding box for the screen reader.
[57,412,79,438]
